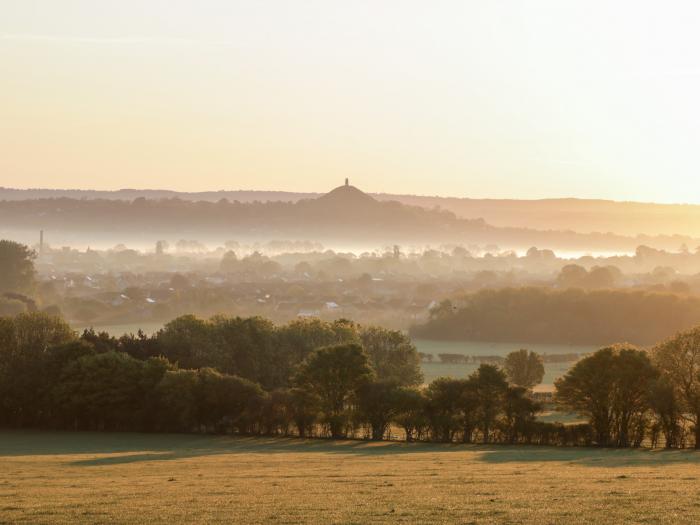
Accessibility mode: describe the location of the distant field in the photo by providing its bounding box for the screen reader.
[415,340,596,390]
[1,431,699,524]
[75,322,164,336]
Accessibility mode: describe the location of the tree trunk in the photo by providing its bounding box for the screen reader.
[330,420,344,439]
[371,423,385,441]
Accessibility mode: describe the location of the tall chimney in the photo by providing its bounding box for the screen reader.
[39,230,44,255]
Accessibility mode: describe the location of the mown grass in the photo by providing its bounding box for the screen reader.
[2,431,700,524]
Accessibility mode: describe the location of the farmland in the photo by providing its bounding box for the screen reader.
[415,340,597,388]
[2,431,700,524]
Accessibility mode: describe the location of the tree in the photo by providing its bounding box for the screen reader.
[456,377,480,443]
[155,369,200,432]
[294,343,373,438]
[555,345,657,447]
[502,386,540,444]
[359,326,423,386]
[653,327,700,448]
[196,367,266,434]
[40,340,99,426]
[585,265,621,289]
[155,240,169,255]
[260,389,295,436]
[0,312,75,427]
[557,264,587,288]
[209,315,278,388]
[425,378,465,443]
[156,315,214,370]
[287,387,320,438]
[52,351,161,431]
[0,240,36,294]
[392,387,427,442]
[356,380,402,440]
[648,377,682,448]
[220,250,239,272]
[276,318,352,369]
[504,349,545,389]
[471,364,509,443]
[609,347,658,447]
[555,348,617,446]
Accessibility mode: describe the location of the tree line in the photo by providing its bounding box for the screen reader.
[3,311,700,448]
[412,287,700,345]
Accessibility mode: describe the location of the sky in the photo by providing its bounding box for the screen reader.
[1,1,700,202]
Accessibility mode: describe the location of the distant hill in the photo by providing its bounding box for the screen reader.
[0,184,696,252]
[2,186,700,238]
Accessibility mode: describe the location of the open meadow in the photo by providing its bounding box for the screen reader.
[2,431,700,524]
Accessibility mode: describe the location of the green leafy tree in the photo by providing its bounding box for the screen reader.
[209,315,277,388]
[155,369,201,432]
[425,377,465,443]
[471,364,509,443]
[610,347,658,447]
[457,377,480,443]
[294,343,373,438]
[196,367,266,434]
[359,326,423,386]
[355,380,403,440]
[260,389,295,436]
[52,351,157,430]
[653,327,700,448]
[504,349,545,389]
[556,345,657,447]
[156,315,214,370]
[647,377,682,448]
[502,386,541,443]
[392,387,428,442]
[277,318,354,364]
[287,386,320,438]
[0,240,36,294]
[0,312,75,427]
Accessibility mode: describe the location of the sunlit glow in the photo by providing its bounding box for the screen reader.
[1,1,700,202]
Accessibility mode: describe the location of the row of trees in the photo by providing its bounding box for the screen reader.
[5,310,700,448]
[77,315,422,390]
[0,312,546,442]
[556,332,700,448]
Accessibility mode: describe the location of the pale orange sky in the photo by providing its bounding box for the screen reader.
[2,1,700,202]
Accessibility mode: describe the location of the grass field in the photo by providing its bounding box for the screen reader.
[2,431,700,524]
[414,340,597,389]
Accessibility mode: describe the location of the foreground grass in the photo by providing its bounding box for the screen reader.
[2,431,700,524]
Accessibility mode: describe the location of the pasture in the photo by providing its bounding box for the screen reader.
[2,431,700,524]
[415,340,597,389]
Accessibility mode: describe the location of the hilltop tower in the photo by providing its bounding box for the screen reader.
[345,178,349,187]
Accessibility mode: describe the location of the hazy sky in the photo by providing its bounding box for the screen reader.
[2,1,700,202]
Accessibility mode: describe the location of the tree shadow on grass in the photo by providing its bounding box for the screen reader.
[2,430,700,468]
